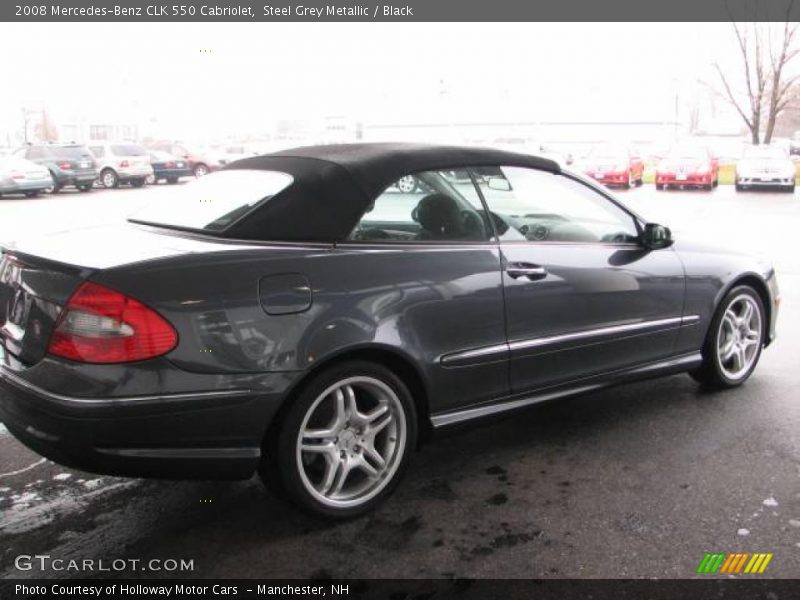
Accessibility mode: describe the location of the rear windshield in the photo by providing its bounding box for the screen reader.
[111,144,148,156]
[47,146,92,158]
[129,169,293,232]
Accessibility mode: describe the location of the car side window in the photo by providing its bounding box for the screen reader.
[90,146,105,158]
[349,170,491,243]
[475,166,639,244]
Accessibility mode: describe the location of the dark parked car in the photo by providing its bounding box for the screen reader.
[0,144,779,518]
[147,151,193,184]
[13,143,97,193]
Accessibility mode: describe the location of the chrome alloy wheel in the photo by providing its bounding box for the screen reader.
[296,376,407,509]
[396,175,417,193]
[716,294,763,380]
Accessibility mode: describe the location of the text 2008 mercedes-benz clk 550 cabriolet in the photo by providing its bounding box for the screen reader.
[0,144,779,518]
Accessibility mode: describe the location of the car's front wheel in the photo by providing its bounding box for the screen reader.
[193,163,209,177]
[263,361,417,519]
[691,285,765,388]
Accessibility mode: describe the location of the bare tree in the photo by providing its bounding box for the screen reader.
[713,6,800,144]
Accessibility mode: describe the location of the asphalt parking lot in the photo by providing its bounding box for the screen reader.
[1,183,799,579]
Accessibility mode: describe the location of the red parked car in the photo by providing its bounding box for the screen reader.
[579,144,645,189]
[655,146,719,191]
[148,142,221,177]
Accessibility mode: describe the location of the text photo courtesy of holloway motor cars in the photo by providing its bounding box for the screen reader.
[1,1,800,598]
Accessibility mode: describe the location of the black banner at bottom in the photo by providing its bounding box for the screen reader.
[2,579,800,600]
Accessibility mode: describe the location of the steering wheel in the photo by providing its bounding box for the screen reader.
[528,223,550,241]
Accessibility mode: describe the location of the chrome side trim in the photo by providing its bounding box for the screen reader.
[441,315,701,366]
[509,315,698,354]
[431,352,703,428]
[441,343,509,367]
[0,367,252,407]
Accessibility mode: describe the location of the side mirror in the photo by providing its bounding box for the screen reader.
[486,176,512,191]
[642,223,673,250]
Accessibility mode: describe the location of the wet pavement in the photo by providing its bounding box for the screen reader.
[1,183,799,579]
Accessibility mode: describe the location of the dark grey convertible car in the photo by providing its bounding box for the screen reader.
[0,144,779,517]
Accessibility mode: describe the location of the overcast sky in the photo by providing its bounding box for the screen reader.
[0,22,755,142]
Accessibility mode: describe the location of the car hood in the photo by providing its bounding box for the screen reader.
[737,158,794,173]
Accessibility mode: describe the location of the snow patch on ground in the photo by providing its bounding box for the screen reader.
[0,422,7,435]
[737,528,750,536]
[53,473,72,481]
[763,497,779,507]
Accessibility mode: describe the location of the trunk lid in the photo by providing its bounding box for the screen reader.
[0,223,264,366]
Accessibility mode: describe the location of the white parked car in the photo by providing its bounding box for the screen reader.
[88,142,154,189]
[736,145,796,193]
[0,156,53,198]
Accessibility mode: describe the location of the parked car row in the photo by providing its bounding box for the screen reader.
[577,143,795,193]
[0,142,208,197]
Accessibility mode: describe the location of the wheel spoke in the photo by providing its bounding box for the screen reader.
[329,458,352,496]
[301,438,336,454]
[318,455,340,495]
[364,402,389,424]
[362,442,386,470]
[371,413,393,436]
[343,385,360,420]
[741,302,753,325]
[356,455,379,479]
[732,346,746,371]
[720,342,736,361]
[332,388,347,429]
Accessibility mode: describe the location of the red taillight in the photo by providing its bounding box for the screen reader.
[119,160,129,168]
[48,282,178,364]
[58,161,72,170]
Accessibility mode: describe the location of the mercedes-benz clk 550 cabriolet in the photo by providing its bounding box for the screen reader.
[0,144,779,518]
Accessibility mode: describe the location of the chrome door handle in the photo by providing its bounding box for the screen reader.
[505,263,548,280]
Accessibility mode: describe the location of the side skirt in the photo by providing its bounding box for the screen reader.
[430,352,702,428]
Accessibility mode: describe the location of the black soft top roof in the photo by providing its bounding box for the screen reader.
[223,143,561,242]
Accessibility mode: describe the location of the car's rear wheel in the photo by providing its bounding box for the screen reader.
[145,174,156,185]
[735,183,744,192]
[130,178,146,188]
[24,191,39,198]
[166,177,179,184]
[100,169,119,189]
[690,285,765,389]
[655,183,664,190]
[193,163,209,177]
[263,361,417,519]
[76,183,92,192]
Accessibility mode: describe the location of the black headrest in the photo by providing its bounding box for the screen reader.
[414,194,463,238]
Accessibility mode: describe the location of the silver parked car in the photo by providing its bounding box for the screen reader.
[736,145,796,192]
[0,156,53,198]
[88,142,154,189]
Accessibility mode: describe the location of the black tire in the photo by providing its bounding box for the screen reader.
[193,163,209,177]
[24,191,39,198]
[166,177,179,184]
[786,184,796,193]
[735,183,744,192]
[655,183,664,190]
[100,168,119,189]
[130,178,146,188]
[261,360,418,519]
[76,183,92,192]
[690,285,766,389]
[703,183,713,191]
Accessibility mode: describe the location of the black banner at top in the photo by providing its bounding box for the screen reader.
[3,0,800,22]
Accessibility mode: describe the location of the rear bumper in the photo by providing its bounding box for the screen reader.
[655,173,712,186]
[0,179,52,193]
[587,171,629,186]
[736,175,795,188]
[154,168,193,179]
[54,171,98,186]
[118,166,154,182]
[0,359,297,480]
